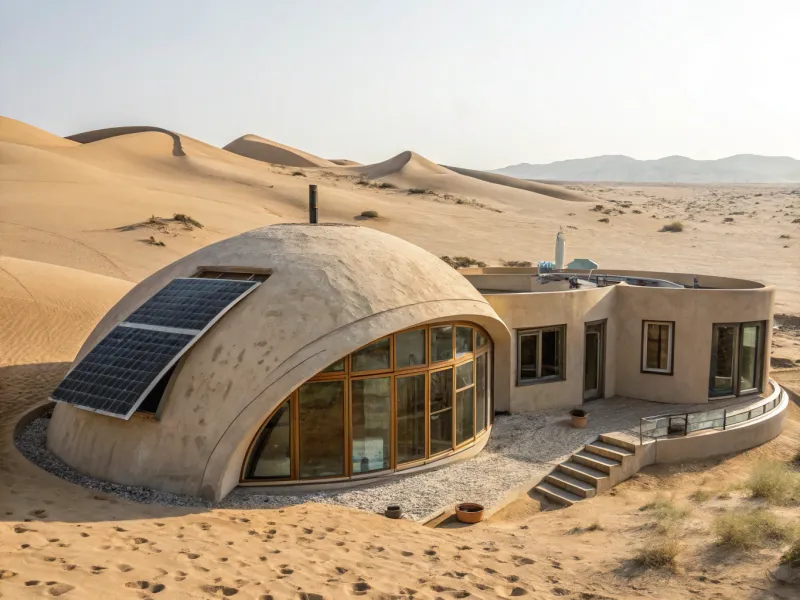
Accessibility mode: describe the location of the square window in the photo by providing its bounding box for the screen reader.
[517,326,565,385]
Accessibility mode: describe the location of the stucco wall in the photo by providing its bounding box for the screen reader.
[614,286,774,404]
[483,286,617,412]
[47,225,509,501]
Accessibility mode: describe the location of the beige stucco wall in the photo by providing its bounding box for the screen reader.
[614,285,774,404]
[483,286,617,412]
[47,225,509,501]
[481,278,774,412]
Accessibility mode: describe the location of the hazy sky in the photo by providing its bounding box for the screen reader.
[1,1,798,169]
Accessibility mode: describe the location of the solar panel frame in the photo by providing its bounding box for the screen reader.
[51,277,261,420]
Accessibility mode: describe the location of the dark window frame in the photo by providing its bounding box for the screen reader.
[516,325,567,386]
[640,320,675,376]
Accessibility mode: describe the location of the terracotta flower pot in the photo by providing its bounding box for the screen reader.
[455,503,485,524]
[384,505,402,519]
[570,409,588,429]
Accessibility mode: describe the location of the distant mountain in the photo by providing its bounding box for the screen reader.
[491,154,800,183]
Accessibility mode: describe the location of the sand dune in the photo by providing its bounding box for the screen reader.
[445,164,594,202]
[0,116,78,148]
[330,158,362,166]
[0,256,130,365]
[223,133,336,168]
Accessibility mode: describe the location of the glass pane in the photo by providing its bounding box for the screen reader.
[710,325,737,396]
[321,358,345,373]
[352,337,390,372]
[476,353,487,433]
[351,377,391,474]
[739,324,759,391]
[456,360,473,389]
[476,329,489,348]
[430,367,453,412]
[298,381,345,478]
[395,329,426,369]
[431,325,453,362]
[541,329,561,377]
[430,409,452,455]
[455,326,474,357]
[456,387,475,445]
[519,333,538,380]
[646,324,669,370]
[584,332,599,391]
[396,374,426,464]
[246,400,292,479]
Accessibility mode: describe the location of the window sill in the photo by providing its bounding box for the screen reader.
[641,368,674,376]
[516,376,565,387]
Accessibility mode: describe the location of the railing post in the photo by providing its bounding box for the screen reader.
[683,413,688,436]
[639,418,643,446]
[723,408,727,430]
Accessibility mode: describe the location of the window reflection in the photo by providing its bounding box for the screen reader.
[351,377,391,473]
[298,381,345,478]
[352,338,391,372]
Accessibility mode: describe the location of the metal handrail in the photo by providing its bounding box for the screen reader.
[638,380,782,444]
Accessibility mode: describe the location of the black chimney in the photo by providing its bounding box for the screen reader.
[309,184,318,224]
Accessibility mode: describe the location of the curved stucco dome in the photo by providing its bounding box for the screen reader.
[47,224,509,500]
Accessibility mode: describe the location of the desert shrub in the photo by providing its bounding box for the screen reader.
[639,495,691,522]
[713,508,795,549]
[632,209,643,214]
[291,170,306,177]
[147,215,161,225]
[440,256,486,269]
[146,236,165,247]
[598,217,610,223]
[173,213,203,229]
[780,234,791,239]
[635,535,681,571]
[746,461,800,504]
[660,221,683,232]
[355,178,370,186]
[408,187,432,195]
[502,260,533,268]
[360,210,379,218]
[689,489,712,503]
[782,538,800,567]
[375,181,396,189]
[590,204,604,212]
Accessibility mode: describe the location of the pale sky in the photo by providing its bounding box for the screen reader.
[1,1,798,169]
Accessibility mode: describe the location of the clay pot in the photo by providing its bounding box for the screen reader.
[384,505,402,519]
[570,409,588,429]
[455,503,485,524]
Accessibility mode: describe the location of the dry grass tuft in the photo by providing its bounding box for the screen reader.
[291,170,306,177]
[440,256,486,269]
[746,461,800,505]
[782,538,800,567]
[145,236,165,247]
[689,489,712,503]
[408,187,433,195]
[502,260,533,268]
[660,221,684,232]
[640,495,691,522]
[713,508,796,550]
[635,535,682,571]
[173,213,203,229]
[360,210,379,219]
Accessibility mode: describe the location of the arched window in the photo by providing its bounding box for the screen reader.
[242,322,492,483]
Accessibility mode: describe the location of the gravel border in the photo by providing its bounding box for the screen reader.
[16,396,739,521]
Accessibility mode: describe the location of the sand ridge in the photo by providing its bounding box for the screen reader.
[223,133,337,168]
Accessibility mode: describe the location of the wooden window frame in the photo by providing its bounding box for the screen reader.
[240,321,493,485]
[516,325,567,386]
[641,320,675,375]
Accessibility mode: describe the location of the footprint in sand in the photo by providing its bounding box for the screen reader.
[29,509,48,518]
[48,583,75,597]
[114,526,128,532]
[186,553,201,560]
[401,551,413,557]
[0,570,16,579]
[133,537,148,544]
[200,584,239,597]
[512,555,535,566]
[25,580,40,586]
[279,566,293,575]
[118,564,134,572]
[509,587,528,597]
[352,582,371,594]
[125,581,150,589]
[62,565,77,572]
[90,566,106,575]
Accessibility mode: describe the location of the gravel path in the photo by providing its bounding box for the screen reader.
[16,394,758,521]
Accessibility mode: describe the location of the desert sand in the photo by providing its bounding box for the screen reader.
[1,115,800,599]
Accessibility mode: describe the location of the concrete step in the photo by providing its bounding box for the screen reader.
[534,481,583,506]
[599,433,638,453]
[558,461,609,486]
[585,440,634,462]
[546,471,597,498]
[572,450,621,474]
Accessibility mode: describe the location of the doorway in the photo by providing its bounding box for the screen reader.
[709,321,764,398]
[583,320,606,401]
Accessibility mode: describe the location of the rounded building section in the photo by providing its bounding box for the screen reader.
[46,224,509,501]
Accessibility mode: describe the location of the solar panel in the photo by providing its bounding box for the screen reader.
[124,278,258,331]
[51,277,260,419]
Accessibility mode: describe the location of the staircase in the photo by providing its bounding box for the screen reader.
[534,434,639,506]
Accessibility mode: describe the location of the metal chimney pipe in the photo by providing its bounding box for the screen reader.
[309,184,318,224]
